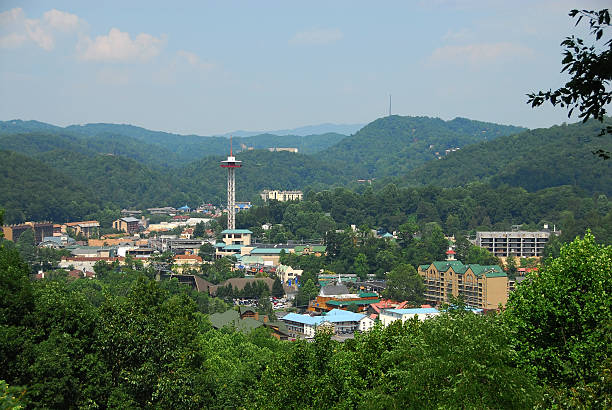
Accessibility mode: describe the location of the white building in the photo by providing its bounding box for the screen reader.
[379,308,440,327]
[280,309,375,338]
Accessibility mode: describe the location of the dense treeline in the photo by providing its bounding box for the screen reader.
[317,115,525,178]
[1,231,610,408]
[238,183,612,245]
[403,119,612,194]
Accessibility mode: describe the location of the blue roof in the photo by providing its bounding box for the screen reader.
[387,308,439,315]
[214,242,226,248]
[221,229,253,234]
[178,205,190,210]
[280,309,366,326]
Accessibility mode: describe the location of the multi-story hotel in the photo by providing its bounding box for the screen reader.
[260,190,303,202]
[475,231,552,258]
[418,261,508,310]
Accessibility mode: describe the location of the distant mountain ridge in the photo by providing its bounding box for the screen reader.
[317,115,527,178]
[216,122,365,137]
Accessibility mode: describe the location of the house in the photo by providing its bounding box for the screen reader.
[418,261,509,310]
[173,254,202,273]
[379,308,440,327]
[280,309,375,339]
[112,217,140,234]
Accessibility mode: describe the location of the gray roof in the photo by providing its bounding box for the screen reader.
[121,217,140,223]
[320,284,350,296]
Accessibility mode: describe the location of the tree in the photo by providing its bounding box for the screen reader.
[352,253,369,281]
[199,242,215,261]
[295,279,318,308]
[505,232,611,405]
[505,253,518,279]
[271,277,284,298]
[528,9,611,159]
[382,263,425,305]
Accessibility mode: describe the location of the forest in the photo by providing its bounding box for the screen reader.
[0,115,608,225]
[1,225,610,408]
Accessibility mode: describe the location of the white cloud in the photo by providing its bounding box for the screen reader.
[289,28,343,45]
[0,32,26,48]
[43,9,81,32]
[78,28,166,62]
[0,7,24,26]
[177,50,215,70]
[0,7,82,51]
[427,42,534,66]
[25,18,54,50]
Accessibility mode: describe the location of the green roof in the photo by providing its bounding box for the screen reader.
[432,261,466,272]
[419,264,430,270]
[224,244,244,250]
[209,309,264,334]
[467,264,506,278]
[358,292,378,298]
[327,299,380,306]
[214,242,226,248]
[238,255,264,264]
[221,229,253,234]
[250,248,291,254]
[209,309,240,329]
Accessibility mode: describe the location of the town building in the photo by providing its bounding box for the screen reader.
[308,283,380,313]
[276,264,303,288]
[268,147,298,153]
[260,190,303,202]
[280,309,375,339]
[2,222,54,244]
[418,261,508,310]
[62,220,100,238]
[475,231,554,258]
[379,308,440,327]
[112,217,140,234]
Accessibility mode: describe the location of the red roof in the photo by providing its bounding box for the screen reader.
[446,250,456,254]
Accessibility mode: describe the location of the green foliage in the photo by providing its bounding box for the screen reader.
[405,119,612,192]
[271,277,284,298]
[527,9,611,159]
[382,263,425,304]
[505,232,612,399]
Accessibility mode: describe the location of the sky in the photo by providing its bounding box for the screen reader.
[0,0,608,135]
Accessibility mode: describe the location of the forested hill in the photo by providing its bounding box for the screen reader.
[0,120,346,166]
[317,115,526,178]
[0,150,99,223]
[402,119,612,195]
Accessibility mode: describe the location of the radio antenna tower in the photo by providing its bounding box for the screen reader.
[389,94,392,116]
[220,136,242,230]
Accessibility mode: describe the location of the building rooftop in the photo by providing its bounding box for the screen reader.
[221,229,253,234]
[281,309,368,326]
[386,308,439,315]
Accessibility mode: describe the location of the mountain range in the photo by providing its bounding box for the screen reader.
[1,115,609,225]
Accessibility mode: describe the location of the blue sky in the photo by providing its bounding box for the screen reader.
[0,0,608,135]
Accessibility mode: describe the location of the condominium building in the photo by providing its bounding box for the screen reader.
[418,261,508,310]
[260,190,303,202]
[475,231,552,258]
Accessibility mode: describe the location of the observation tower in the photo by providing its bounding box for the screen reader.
[220,139,242,230]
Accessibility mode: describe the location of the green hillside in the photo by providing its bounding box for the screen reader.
[403,119,612,195]
[317,115,526,178]
[0,150,99,224]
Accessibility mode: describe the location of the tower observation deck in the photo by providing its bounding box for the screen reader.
[220,142,242,230]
